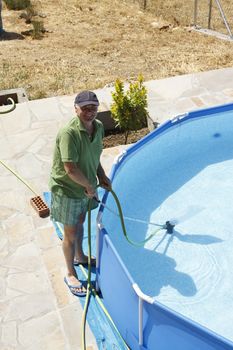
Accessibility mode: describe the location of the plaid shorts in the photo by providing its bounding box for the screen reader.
[50,192,98,226]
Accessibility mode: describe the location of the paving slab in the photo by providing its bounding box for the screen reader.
[144,67,233,125]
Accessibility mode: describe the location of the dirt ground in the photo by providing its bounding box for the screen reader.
[1,0,233,100]
[1,0,233,146]
[103,127,149,148]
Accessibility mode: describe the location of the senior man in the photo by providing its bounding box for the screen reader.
[49,90,111,296]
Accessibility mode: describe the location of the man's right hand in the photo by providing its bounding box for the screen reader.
[84,184,96,198]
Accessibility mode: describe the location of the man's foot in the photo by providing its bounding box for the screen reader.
[74,255,96,267]
[64,276,86,297]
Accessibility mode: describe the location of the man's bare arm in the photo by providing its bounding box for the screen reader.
[64,162,95,197]
[97,163,112,190]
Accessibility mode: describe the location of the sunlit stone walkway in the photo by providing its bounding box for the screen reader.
[1,67,233,349]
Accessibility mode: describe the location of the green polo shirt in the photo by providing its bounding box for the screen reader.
[49,117,104,198]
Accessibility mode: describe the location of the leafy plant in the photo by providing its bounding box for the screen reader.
[110,75,148,144]
[31,20,44,39]
[19,2,46,40]
[3,0,31,10]
[19,4,37,23]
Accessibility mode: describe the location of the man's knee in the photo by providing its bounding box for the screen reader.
[77,213,86,225]
[64,226,77,243]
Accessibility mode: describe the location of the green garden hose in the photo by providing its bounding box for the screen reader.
[56,218,130,350]
[81,198,94,350]
[0,106,165,349]
[0,159,160,349]
[0,159,38,196]
[81,195,130,350]
[0,95,130,348]
[0,98,16,114]
[108,188,166,246]
[0,158,168,349]
[80,187,167,350]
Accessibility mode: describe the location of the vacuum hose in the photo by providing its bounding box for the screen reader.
[81,188,175,349]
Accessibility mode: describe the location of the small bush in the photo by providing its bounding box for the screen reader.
[111,75,148,144]
[4,0,31,10]
[31,20,44,39]
[20,5,37,23]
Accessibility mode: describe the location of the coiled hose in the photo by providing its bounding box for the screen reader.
[81,187,167,350]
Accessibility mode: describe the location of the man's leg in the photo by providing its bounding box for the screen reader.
[74,212,96,265]
[74,212,87,262]
[63,223,86,293]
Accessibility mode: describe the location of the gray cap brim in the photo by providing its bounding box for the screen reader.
[77,100,99,107]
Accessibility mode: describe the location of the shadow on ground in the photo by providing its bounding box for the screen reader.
[0,31,24,40]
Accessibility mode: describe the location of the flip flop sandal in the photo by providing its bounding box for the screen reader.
[73,257,96,266]
[64,277,86,297]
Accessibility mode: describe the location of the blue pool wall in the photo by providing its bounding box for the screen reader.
[98,227,233,350]
[97,102,233,350]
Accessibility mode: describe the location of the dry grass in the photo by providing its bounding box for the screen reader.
[140,0,233,30]
[1,0,233,100]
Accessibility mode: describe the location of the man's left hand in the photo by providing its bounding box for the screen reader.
[98,174,112,191]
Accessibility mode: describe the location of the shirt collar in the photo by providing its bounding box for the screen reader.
[76,117,98,133]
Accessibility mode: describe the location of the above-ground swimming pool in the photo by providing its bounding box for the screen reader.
[96,103,233,350]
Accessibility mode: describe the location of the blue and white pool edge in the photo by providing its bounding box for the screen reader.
[96,102,233,350]
[96,226,233,350]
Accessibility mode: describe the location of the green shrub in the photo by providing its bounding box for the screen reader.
[4,0,31,10]
[110,75,148,144]
[20,5,37,23]
[31,20,44,39]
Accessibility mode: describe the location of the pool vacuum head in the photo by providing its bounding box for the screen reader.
[165,221,175,234]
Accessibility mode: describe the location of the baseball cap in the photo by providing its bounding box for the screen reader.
[74,90,99,107]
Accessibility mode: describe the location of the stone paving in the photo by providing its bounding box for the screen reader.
[0,98,128,349]
[1,67,233,350]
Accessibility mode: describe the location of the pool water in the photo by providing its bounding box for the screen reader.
[100,107,233,346]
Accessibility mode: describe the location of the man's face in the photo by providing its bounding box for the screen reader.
[75,104,98,123]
